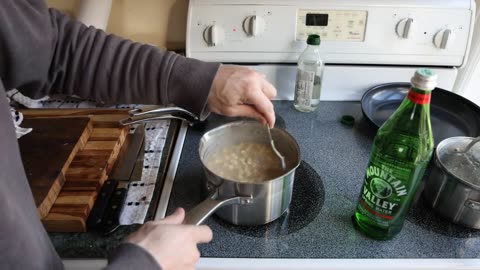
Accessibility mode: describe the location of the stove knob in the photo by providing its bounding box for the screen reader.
[433,29,454,49]
[243,15,266,37]
[203,25,225,47]
[396,18,414,39]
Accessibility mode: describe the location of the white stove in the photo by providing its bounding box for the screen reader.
[186,0,475,100]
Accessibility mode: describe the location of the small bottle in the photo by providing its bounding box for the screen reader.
[294,34,324,112]
[352,69,436,240]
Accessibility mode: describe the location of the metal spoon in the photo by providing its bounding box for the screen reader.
[265,124,286,170]
[454,136,480,154]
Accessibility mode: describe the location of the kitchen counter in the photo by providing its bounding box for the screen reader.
[62,101,480,269]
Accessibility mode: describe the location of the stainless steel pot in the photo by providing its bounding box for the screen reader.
[424,136,480,229]
[184,121,301,226]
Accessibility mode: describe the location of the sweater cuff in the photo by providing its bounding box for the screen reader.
[106,243,161,270]
[168,56,220,121]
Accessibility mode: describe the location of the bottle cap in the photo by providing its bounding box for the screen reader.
[307,34,321,46]
[340,115,355,126]
[411,68,438,91]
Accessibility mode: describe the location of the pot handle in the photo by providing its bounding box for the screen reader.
[120,115,194,126]
[465,200,480,211]
[184,195,253,225]
[119,106,198,126]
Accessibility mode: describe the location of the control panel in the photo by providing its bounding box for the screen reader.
[187,1,474,66]
[296,10,367,42]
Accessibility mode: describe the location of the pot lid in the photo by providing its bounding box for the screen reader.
[437,136,480,187]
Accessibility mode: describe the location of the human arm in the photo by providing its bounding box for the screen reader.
[1,1,276,125]
[45,10,277,126]
[0,2,218,119]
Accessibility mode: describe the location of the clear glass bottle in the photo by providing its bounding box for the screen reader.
[294,34,324,112]
[352,68,436,240]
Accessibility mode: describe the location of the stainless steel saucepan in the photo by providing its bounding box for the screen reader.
[424,136,480,229]
[184,121,301,226]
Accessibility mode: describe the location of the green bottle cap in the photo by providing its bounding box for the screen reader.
[411,68,438,91]
[307,34,321,45]
[340,115,355,126]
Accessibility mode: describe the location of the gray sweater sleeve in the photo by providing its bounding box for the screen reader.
[1,1,220,119]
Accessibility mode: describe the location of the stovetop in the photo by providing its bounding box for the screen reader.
[166,100,480,259]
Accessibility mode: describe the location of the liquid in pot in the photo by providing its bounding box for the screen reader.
[205,142,285,183]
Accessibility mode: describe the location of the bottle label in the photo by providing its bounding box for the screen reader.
[356,135,422,227]
[407,91,431,105]
[294,69,315,107]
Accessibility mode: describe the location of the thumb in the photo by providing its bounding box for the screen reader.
[159,208,185,225]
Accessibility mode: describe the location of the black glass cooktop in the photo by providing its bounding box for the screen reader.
[166,101,480,259]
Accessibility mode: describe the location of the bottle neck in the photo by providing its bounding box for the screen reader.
[378,86,433,140]
[407,87,432,105]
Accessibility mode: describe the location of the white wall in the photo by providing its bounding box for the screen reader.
[47,0,189,50]
[464,67,480,105]
[455,0,480,105]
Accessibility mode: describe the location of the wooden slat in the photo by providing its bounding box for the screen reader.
[42,213,87,233]
[83,141,118,150]
[62,180,101,192]
[54,191,97,208]
[69,155,110,167]
[89,128,122,141]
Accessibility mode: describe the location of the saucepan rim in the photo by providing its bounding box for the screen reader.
[198,120,301,185]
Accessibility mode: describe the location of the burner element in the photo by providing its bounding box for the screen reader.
[214,161,324,238]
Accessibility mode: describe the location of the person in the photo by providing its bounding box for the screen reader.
[0,1,277,270]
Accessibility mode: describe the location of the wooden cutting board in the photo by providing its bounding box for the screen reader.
[18,118,93,218]
[21,109,130,232]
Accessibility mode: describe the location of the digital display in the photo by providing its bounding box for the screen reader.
[306,14,329,26]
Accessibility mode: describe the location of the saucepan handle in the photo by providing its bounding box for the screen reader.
[130,106,198,120]
[119,115,195,126]
[465,200,480,211]
[184,196,253,225]
[119,106,198,126]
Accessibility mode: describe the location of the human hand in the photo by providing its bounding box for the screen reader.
[208,65,277,128]
[126,208,212,270]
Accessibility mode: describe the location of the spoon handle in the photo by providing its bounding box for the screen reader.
[456,136,480,154]
[265,124,286,169]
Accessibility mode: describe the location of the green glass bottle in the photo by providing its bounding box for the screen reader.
[353,69,436,240]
